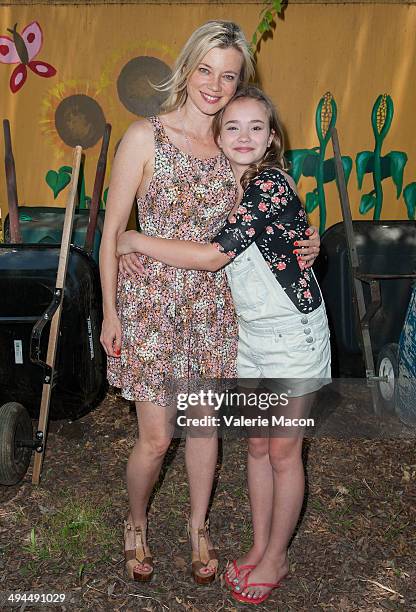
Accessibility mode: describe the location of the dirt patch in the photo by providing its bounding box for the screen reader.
[0,390,415,611]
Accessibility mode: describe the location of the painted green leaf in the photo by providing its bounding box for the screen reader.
[341,156,353,184]
[285,149,316,183]
[265,10,273,24]
[322,159,336,183]
[325,156,352,185]
[305,190,319,213]
[386,151,408,197]
[356,151,373,189]
[359,193,376,214]
[45,169,71,199]
[358,155,392,180]
[58,165,72,174]
[273,0,282,11]
[302,152,320,178]
[101,187,109,209]
[403,182,416,220]
[379,155,392,180]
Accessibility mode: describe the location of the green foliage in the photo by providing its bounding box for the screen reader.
[251,0,283,52]
[23,496,116,566]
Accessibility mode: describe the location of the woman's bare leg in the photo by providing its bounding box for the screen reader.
[186,431,218,532]
[184,398,219,572]
[126,401,174,528]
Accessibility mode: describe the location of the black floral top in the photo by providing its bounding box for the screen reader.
[211,168,322,313]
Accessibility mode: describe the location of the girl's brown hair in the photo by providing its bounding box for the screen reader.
[212,85,288,189]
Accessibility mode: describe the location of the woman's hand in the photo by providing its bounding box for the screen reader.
[100,313,122,357]
[294,226,320,268]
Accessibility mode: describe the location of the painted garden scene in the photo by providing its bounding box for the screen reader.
[0,0,415,610]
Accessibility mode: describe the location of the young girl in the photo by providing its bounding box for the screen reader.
[117,85,331,603]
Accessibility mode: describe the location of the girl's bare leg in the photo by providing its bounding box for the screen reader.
[236,393,315,599]
[226,436,273,583]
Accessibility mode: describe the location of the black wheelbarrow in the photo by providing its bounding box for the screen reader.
[316,128,416,425]
[0,146,107,486]
[2,119,111,263]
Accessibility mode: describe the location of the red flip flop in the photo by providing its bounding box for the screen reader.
[232,573,285,605]
[224,560,256,588]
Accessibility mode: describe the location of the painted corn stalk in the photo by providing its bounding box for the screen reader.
[45,164,108,209]
[356,94,407,220]
[286,92,352,234]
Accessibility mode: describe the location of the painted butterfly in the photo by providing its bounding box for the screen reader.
[0,21,56,93]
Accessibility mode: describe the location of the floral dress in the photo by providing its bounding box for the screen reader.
[212,168,322,313]
[107,116,238,406]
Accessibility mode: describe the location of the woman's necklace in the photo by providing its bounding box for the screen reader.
[177,108,220,183]
[178,108,196,157]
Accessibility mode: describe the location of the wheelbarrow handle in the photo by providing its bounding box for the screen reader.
[3,119,22,243]
[84,123,112,254]
[30,288,63,380]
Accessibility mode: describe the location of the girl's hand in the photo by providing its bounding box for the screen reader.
[100,313,122,357]
[119,253,145,277]
[117,231,145,277]
[293,226,320,268]
[117,230,139,256]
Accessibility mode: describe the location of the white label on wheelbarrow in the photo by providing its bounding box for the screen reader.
[14,340,23,364]
[87,316,95,360]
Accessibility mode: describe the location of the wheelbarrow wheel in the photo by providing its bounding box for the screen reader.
[376,343,399,411]
[0,402,32,486]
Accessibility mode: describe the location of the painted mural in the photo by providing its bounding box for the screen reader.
[286,93,352,235]
[355,94,408,221]
[0,3,415,233]
[0,21,56,93]
[286,92,415,233]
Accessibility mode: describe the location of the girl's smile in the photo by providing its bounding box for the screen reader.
[218,97,274,177]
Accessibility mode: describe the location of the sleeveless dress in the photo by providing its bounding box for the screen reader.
[107,116,239,406]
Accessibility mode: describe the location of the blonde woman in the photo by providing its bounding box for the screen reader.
[100,21,320,584]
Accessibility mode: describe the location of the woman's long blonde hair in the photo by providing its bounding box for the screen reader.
[157,21,255,112]
[212,85,288,189]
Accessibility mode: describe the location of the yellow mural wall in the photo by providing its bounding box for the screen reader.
[0,2,415,231]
